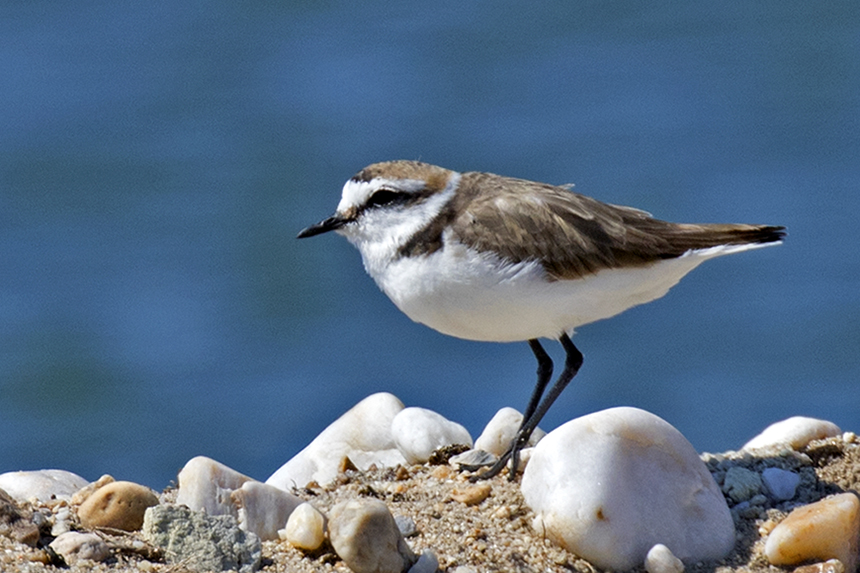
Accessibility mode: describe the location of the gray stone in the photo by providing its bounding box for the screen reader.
[762,467,800,501]
[329,499,416,573]
[408,550,439,573]
[722,467,762,503]
[394,514,417,537]
[142,504,261,573]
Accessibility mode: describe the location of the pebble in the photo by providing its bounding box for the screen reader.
[743,416,841,451]
[391,407,472,464]
[0,469,89,503]
[48,531,111,563]
[449,448,497,469]
[644,544,685,573]
[722,467,762,503]
[450,483,492,506]
[761,467,801,501]
[77,480,159,531]
[395,514,418,537]
[51,506,73,536]
[142,503,262,573]
[473,407,545,456]
[328,498,416,573]
[177,456,303,541]
[765,492,860,573]
[408,550,439,573]
[522,407,734,571]
[267,392,409,488]
[279,502,326,551]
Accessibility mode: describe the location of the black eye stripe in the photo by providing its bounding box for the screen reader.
[366,189,411,209]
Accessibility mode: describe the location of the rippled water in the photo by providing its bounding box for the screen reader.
[2,2,858,489]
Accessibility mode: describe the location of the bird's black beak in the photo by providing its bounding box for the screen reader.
[297,215,348,239]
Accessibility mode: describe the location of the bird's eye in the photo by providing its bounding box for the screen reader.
[366,189,408,209]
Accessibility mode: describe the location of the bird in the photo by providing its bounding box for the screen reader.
[297,160,785,480]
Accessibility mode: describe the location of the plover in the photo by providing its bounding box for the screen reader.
[298,160,785,479]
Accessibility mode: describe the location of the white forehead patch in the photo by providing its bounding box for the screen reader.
[336,178,430,214]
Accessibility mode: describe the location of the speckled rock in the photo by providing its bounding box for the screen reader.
[77,480,159,531]
[279,502,326,551]
[0,470,89,503]
[473,407,545,457]
[522,407,734,571]
[142,503,262,573]
[267,393,408,488]
[177,456,302,541]
[743,416,841,451]
[49,531,111,563]
[722,466,762,503]
[765,492,860,572]
[391,407,472,464]
[328,498,416,573]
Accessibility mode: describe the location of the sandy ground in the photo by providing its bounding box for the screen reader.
[2,434,858,573]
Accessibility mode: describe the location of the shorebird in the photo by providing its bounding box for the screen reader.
[298,160,785,479]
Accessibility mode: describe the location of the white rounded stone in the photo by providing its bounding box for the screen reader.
[522,407,734,571]
[232,481,303,541]
[645,544,685,573]
[765,492,860,573]
[0,470,89,503]
[280,502,326,551]
[177,456,254,516]
[743,416,841,451]
[267,393,408,488]
[474,407,544,456]
[761,467,800,501]
[49,531,111,563]
[391,407,472,464]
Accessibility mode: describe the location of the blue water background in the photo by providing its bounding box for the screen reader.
[2,2,858,489]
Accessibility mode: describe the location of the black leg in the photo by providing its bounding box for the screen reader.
[470,333,583,481]
[522,339,554,424]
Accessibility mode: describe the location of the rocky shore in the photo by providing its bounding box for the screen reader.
[1,394,858,573]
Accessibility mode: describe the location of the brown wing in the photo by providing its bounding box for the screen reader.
[447,171,785,280]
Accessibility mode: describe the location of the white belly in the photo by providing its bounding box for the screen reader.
[365,241,767,342]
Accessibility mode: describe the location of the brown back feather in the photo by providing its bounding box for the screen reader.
[444,171,785,280]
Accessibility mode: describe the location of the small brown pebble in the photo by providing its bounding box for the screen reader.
[338,456,358,474]
[395,466,411,481]
[430,465,453,480]
[77,481,159,531]
[451,483,491,506]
